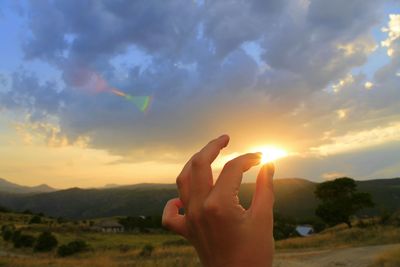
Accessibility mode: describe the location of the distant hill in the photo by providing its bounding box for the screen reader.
[0,178,56,194]
[0,177,399,220]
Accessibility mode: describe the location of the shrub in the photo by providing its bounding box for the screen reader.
[34,231,58,252]
[380,209,393,225]
[0,206,10,213]
[57,240,89,257]
[11,230,21,243]
[1,225,14,241]
[139,244,154,257]
[29,215,42,224]
[12,233,36,248]
[57,217,67,224]
[118,244,131,253]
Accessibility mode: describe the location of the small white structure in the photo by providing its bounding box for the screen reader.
[96,220,125,233]
[295,225,314,237]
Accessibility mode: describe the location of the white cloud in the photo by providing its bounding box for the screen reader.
[332,74,354,93]
[381,14,400,56]
[1,0,396,166]
[311,122,400,156]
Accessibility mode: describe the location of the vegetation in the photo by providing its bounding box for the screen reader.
[11,230,36,248]
[315,177,374,228]
[34,231,58,252]
[118,216,163,232]
[370,247,400,267]
[1,225,14,241]
[58,240,89,257]
[0,178,399,220]
[276,223,400,250]
[139,244,154,257]
[0,205,10,213]
[0,210,400,266]
[29,215,43,224]
[0,177,399,266]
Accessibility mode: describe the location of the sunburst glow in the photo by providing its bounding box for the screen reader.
[256,146,288,164]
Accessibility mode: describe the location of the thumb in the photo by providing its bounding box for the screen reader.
[250,163,275,220]
[162,198,188,237]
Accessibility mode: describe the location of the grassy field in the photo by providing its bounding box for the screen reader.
[369,247,400,267]
[276,224,400,250]
[1,212,400,266]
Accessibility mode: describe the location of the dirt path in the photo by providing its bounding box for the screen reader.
[274,243,400,267]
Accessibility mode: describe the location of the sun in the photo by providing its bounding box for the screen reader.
[255,146,288,164]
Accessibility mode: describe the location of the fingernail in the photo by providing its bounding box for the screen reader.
[255,152,263,158]
[218,134,228,139]
[218,134,230,147]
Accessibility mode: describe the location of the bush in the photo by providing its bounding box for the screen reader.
[1,225,14,241]
[380,209,393,225]
[29,215,42,224]
[0,206,10,213]
[57,240,89,257]
[57,217,67,224]
[11,230,21,243]
[139,244,154,257]
[12,233,36,248]
[34,231,58,252]
[118,244,131,253]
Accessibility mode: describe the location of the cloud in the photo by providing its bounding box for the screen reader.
[381,14,400,57]
[1,0,399,167]
[311,122,400,156]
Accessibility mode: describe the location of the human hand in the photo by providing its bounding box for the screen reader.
[162,135,275,267]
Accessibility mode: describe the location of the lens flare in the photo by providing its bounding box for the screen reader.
[256,146,288,164]
[70,66,152,113]
[110,88,152,113]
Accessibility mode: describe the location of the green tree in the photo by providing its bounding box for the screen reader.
[12,232,36,248]
[29,215,42,224]
[0,205,10,213]
[315,177,374,228]
[34,231,58,252]
[1,225,15,241]
[57,240,89,257]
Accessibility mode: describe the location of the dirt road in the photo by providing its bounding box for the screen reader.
[274,243,400,267]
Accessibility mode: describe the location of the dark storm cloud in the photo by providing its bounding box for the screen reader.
[2,0,399,164]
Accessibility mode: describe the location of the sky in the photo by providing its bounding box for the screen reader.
[0,0,399,189]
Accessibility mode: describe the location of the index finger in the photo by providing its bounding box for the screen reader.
[189,135,230,204]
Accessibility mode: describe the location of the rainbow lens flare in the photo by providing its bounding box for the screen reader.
[110,88,152,112]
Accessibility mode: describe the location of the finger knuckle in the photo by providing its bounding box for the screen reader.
[223,159,238,170]
[203,198,221,216]
[176,176,184,188]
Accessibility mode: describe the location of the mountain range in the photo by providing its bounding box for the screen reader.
[0,178,56,194]
[0,177,399,220]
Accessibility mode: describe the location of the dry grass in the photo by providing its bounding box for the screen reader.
[0,246,200,267]
[2,211,400,266]
[276,225,400,250]
[369,247,400,267]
